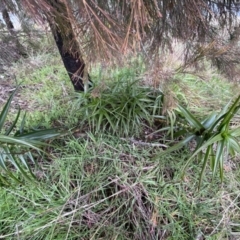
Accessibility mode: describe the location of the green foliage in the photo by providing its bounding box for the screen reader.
[158,95,240,188]
[2,44,240,238]
[74,79,164,136]
[0,89,61,186]
[169,73,237,116]
[1,134,234,239]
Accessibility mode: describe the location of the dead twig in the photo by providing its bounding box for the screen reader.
[120,137,168,148]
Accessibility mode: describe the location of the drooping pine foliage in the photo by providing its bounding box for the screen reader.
[2,0,240,77]
[20,1,239,55]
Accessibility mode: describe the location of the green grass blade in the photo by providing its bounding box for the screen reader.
[0,154,22,183]
[198,145,211,190]
[15,129,61,141]
[0,173,10,186]
[0,151,8,172]
[227,135,240,153]
[213,140,225,179]
[18,154,37,179]
[1,146,30,183]
[5,107,21,136]
[9,154,33,181]
[219,151,224,182]
[182,133,223,175]
[0,135,41,150]
[210,145,215,170]
[173,128,189,138]
[195,136,205,151]
[156,135,195,158]
[104,112,117,132]
[218,95,240,131]
[0,150,20,182]
[207,100,236,133]
[178,105,203,129]
[97,110,104,131]
[229,127,240,137]
[167,110,176,139]
[0,88,17,132]
[201,112,217,129]
[19,111,27,134]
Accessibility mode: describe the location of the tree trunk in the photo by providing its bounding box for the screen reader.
[47,0,91,92]
[2,8,14,30]
[1,4,27,57]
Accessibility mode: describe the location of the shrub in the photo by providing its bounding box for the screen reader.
[74,79,164,136]
[0,88,61,186]
[157,95,240,188]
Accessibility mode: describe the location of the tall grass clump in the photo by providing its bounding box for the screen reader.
[1,134,240,239]
[0,88,61,186]
[73,78,164,136]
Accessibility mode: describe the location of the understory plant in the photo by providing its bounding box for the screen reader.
[74,79,164,136]
[0,88,61,186]
[159,95,240,188]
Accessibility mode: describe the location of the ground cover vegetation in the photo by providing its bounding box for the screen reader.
[0,38,240,239]
[1,0,240,239]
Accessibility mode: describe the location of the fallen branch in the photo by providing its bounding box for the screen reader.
[120,137,168,148]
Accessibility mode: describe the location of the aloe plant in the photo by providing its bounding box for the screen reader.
[157,95,240,188]
[0,88,61,186]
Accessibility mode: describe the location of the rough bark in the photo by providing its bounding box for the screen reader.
[47,0,90,92]
[2,8,14,30]
[1,5,27,57]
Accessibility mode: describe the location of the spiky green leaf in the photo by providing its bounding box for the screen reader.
[0,88,17,132]
[178,105,203,129]
[198,145,211,190]
[182,133,223,174]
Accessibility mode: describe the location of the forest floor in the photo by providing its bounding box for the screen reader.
[1,41,240,239]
